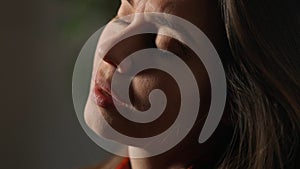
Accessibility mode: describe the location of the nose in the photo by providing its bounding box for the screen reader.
[97,23,156,73]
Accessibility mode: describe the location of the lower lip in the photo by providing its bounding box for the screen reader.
[93,87,114,108]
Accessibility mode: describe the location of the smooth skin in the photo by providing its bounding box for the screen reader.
[85,0,232,168]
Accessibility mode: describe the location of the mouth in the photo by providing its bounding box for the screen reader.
[93,85,114,108]
[93,80,133,110]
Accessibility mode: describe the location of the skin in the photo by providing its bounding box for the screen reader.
[85,0,232,168]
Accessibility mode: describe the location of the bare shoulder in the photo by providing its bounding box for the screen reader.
[81,156,123,169]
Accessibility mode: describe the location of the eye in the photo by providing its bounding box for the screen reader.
[113,16,132,26]
[115,18,131,25]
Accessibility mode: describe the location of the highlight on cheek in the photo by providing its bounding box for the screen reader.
[72,13,226,158]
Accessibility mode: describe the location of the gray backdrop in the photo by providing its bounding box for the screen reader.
[0,0,120,169]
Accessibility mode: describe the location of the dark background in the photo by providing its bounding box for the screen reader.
[1,0,120,169]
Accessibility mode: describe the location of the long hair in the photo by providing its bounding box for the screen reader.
[218,0,300,168]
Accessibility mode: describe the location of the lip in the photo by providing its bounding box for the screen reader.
[93,80,130,109]
[93,85,114,108]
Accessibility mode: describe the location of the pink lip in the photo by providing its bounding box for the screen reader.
[93,85,114,108]
[93,80,128,109]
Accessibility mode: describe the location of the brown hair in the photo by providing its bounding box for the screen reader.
[218,0,300,168]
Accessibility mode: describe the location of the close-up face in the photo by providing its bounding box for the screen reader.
[84,0,228,143]
[4,0,299,168]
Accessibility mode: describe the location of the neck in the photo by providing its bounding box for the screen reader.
[129,150,192,169]
[127,124,233,169]
[128,140,212,169]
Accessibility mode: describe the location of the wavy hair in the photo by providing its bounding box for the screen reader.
[218,0,300,168]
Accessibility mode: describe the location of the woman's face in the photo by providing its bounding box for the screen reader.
[85,0,227,142]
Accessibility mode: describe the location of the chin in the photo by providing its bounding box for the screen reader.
[84,97,117,140]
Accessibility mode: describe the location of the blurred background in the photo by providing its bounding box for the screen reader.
[1,0,120,168]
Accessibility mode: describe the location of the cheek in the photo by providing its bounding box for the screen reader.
[130,69,181,111]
